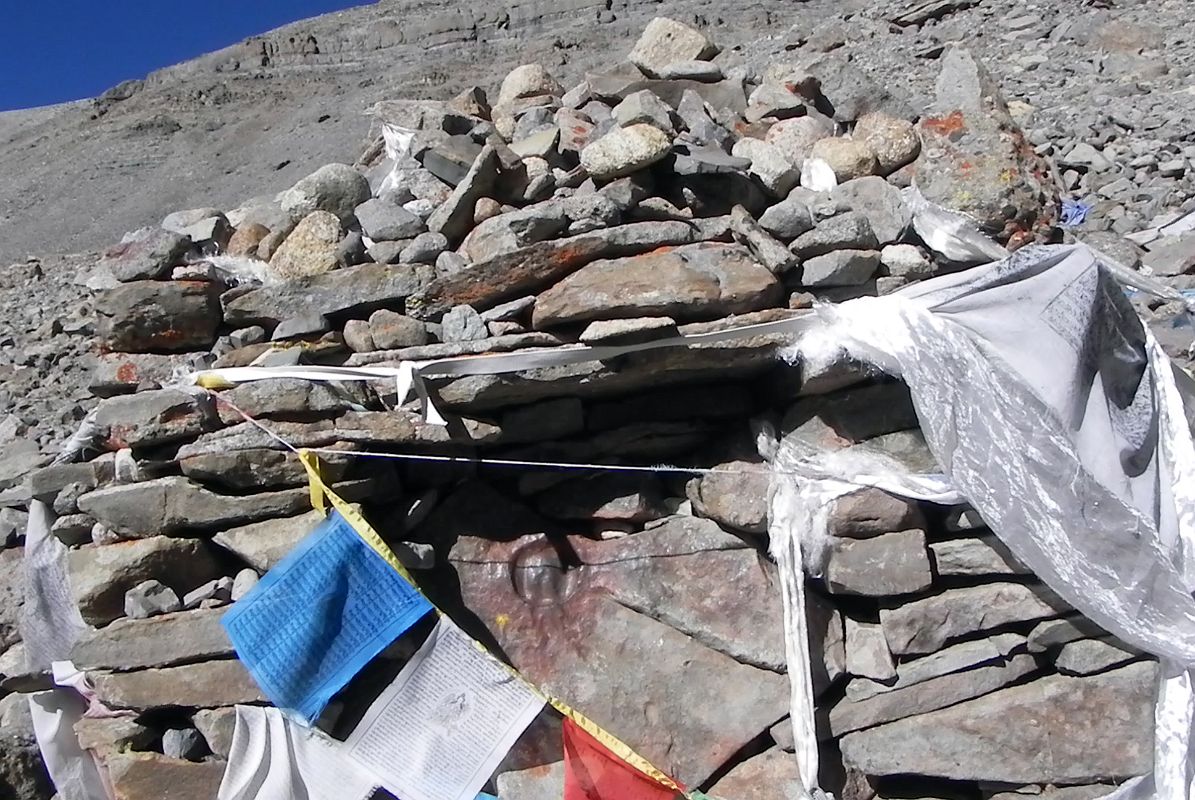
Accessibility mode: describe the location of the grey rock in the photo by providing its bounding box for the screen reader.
[401,231,449,264]
[192,708,237,759]
[790,212,879,257]
[68,538,221,626]
[74,715,155,757]
[657,60,723,82]
[628,17,718,79]
[369,309,429,349]
[846,617,893,679]
[580,124,672,180]
[0,694,52,800]
[537,474,665,523]
[672,146,749,176]
[826,529,932,596]
[853,112,921,175]
[1055,638,1142,676]
[101,227,192,282]
[94,389,211,449]
[212,509,326,572]
[408,220,709,320]
[462,204,569,263]
[268,210,344,279]
[730,205,797,273]
[98,280,222,353]
[531,242,782,328]
[766,116,834,166]
[51,514,96,546]
[496,64,562,108]
[93,660,266,710]
[1142,232,1195,277]
[182,576,233,609]
[831,653,1038,735]
[0,550,23,653]
[1059,143,1114,172]
[230,568,259,601]
[578,316,678,345]
[422,135,484,186]
[916,48,1056,242]
[90,352,210,397]
[366,238,406,264]
[270,313,330,341]
[759,197,816,240]
[499,398,585,443]
[830,177,910,244]
[427,144,499,245]
[1028,616,1107,653]
[441,304,489,342]
[709,748,805,800]
[279,163,371,224]
[800,249,881,287]
[807,55,914,122]
[342,319,375,352]
[732,137,800,197]
[354,198,425,241]
[162,728,208,761]
[676,90,732,149]
[496,761,565,800]
[480,296,535,323]
[613,90,675,133]
[222,261,435,328]
[180,447,351,490]
[123,580,182,619]
[77,476,321,537]
[930,534,1032,577]
[880,243,933,278]
[688,460,769,535]
[810,137,880,182]
[839,662,1156,782]
[0,507,28,548]
[844,617,896,682]
[846,632,1026,702]
[883,583,1070,656]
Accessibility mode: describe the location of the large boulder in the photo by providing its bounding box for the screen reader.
[97,281,222,353]
[915,48,1057,245]
[67,536,222,626]
[531,243,782,328]
[278,163,371,224]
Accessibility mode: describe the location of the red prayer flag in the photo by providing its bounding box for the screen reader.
[563,717,684,800]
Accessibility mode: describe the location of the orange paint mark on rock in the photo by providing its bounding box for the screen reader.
[923,110,966,138]
[115,362,138,383]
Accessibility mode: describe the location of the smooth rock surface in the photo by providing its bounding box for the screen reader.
[532,242,781,328]
[839,662,1156,782]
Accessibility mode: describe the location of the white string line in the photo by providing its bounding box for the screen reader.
[208,390,824,478]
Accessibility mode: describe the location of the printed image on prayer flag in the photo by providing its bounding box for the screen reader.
[563,717,683,800]
[222,510,432,724]
[345,618,545,800]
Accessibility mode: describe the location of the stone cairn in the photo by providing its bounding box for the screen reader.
[0,17,1153,800]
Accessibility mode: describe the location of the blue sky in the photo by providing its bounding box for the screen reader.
[0,1,371,112]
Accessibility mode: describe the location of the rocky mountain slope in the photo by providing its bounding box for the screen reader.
[1,1,1194,799]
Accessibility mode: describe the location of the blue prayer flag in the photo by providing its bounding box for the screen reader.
[222,509,432,724]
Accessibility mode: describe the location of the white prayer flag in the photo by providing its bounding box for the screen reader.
[218,706,378,800]
[346,617,545,800]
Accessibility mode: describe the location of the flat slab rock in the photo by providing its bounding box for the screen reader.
[449,519,790,786]
[92,660,265,710]
[531,242,782,329]
[840,661,1157,783]
[881,582,1070,655]
[70,608,232,671]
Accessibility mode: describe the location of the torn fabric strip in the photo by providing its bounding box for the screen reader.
[345,617,544,800]
[222,509,433,724]
[217,705,377,800]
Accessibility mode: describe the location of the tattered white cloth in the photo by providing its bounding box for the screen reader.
[768,244,1195,800]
